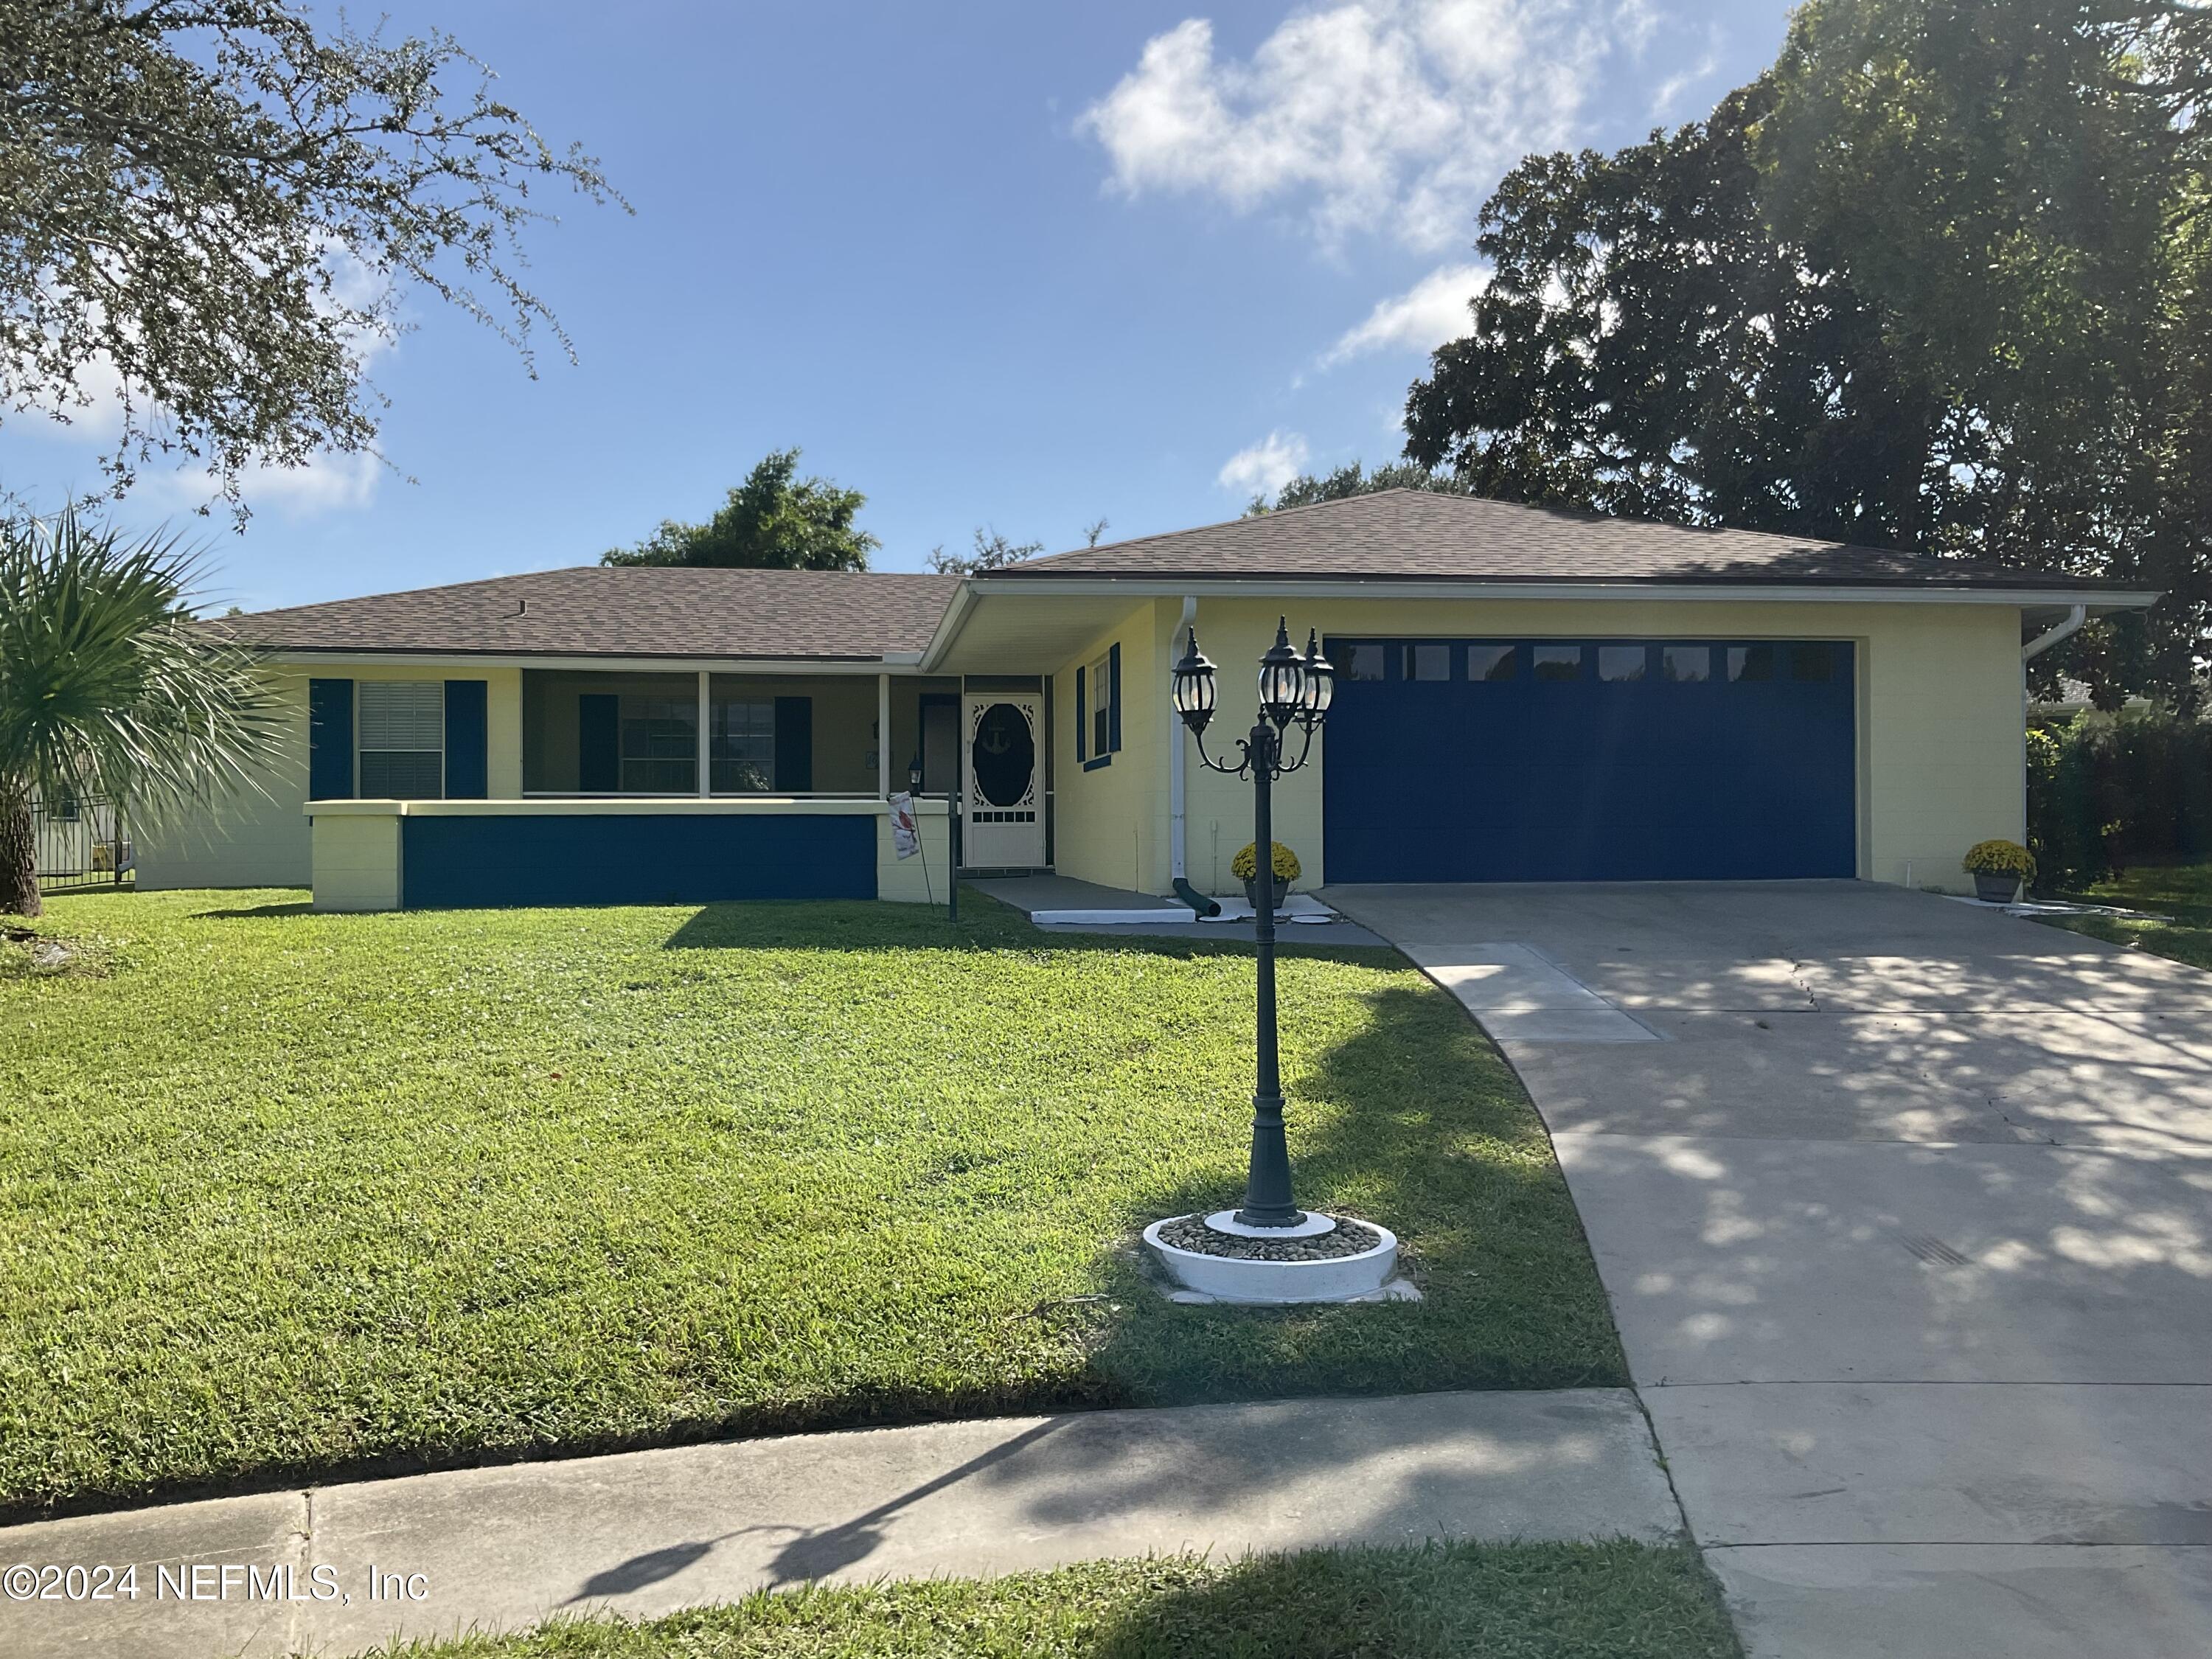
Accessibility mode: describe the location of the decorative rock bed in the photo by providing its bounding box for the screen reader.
[1143,1209,1408,1304]
[1154,1212,1385,1261]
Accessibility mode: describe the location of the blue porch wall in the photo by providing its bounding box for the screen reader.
[400,812,877,908]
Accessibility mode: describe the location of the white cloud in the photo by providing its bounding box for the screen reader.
[1322,261,1489,365]
[160,450,384,518]
[1646,18,1722,119]
[1649,54,1717,118]
[1217,430,1310,496]
[1080,1,1658,250]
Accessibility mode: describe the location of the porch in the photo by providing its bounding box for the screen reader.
[516,667,964,801]
[304,665,1036,911]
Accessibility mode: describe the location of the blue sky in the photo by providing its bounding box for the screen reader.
[0,0,1795,611]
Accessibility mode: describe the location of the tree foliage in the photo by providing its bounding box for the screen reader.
[1245,460,1465,516]
[928,526,1044,574]
[1405,0,2212,704]
[0,511,279,917]
[0,1,620,516]
[602,451,878,571]
[2028,708,2212,886]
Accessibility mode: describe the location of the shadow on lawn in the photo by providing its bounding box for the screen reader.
[189,900,316,920]
[1075,1543,1736,1659]
[661,888,1395,967]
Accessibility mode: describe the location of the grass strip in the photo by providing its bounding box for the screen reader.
[358,1542,1741,1659]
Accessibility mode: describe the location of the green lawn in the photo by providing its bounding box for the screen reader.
[362,1543,1739,1659]
[2039,861,2212,971]
[0,889,1621,1514]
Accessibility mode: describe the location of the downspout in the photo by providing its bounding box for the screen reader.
[2022,604,2087,667]
[1170,595,1194,883]
[2019,604,2086,857]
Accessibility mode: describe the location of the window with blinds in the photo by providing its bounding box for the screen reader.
[710,698,775,792]
[358,681,444,798]
[619,695,698,793]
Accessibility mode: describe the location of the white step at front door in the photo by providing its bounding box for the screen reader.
[962,692,1046,869]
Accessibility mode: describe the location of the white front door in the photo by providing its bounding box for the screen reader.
[962,692,1046,868]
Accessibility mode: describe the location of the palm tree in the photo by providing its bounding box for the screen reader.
[0,510,279,918]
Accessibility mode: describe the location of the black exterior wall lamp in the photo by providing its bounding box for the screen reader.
[1171,616,1334,1228]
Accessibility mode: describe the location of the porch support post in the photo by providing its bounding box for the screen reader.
[696,669,710,798]
[877,672,891,800]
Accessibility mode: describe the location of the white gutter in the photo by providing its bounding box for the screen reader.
[964,576,2161,608]
[2022,604,2089,661]
[253,650,927,676]
[1170,595,1195,881]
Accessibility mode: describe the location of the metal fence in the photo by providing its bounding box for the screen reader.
[33,797,132,892]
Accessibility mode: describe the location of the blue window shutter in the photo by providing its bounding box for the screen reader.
[443,680,488,799]
[307,678,354,799]
[577,694,619,791]
[1108,642,1121,753]
[773,697,813,792]
[1074,665,1087,763]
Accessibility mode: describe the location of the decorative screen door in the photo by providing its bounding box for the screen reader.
[961,693,1046,868]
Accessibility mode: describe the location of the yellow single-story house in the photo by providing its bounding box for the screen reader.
[148,490,2154,909]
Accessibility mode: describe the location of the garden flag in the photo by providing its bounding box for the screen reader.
[888,792,920,860]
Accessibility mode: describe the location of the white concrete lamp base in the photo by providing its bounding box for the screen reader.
[1202,1208,1338,1239]
[1142,1213,1403,1304]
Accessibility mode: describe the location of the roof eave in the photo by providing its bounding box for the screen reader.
[916,580,981,673]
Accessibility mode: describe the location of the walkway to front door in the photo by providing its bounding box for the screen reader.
[1327,880,2212,1659]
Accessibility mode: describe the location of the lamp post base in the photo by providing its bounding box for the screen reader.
[1144,1214,1400,1304]
[1206,1208,1335,1239]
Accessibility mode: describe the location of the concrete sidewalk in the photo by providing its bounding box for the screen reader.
[1,1388,1676,1659]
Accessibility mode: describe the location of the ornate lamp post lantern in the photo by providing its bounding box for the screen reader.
[1171,617,1335,1228]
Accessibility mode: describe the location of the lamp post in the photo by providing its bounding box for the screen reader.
[1172,616,1334,1228]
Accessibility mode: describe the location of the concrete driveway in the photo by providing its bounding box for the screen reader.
[1326,880,2212,1659]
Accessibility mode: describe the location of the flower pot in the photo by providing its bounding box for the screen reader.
[1243,874,1285,916]
[1972,872,2022,904]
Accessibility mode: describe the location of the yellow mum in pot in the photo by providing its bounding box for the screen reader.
[1231,841,1301,882]
[1962,839,2035,879]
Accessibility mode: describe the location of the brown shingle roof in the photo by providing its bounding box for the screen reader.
[209,567,961,660]
[987,490,2133,592]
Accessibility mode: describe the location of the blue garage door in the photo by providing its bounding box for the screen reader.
[1323,639,1856,883]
